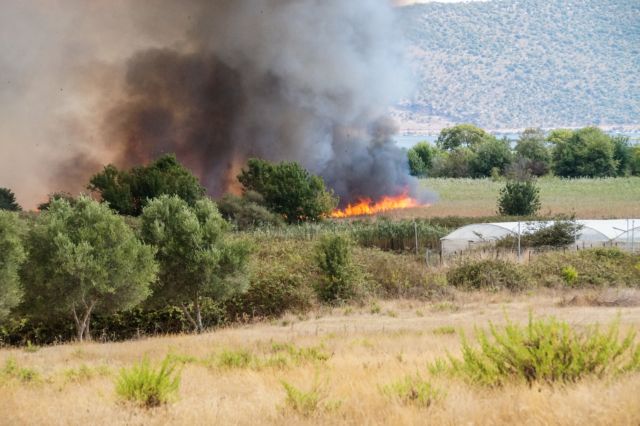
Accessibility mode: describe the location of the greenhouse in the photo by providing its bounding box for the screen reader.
[440,219,640,255]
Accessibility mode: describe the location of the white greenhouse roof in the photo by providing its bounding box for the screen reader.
[441,219,640,244]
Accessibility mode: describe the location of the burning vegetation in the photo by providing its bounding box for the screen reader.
[331,191,422,218]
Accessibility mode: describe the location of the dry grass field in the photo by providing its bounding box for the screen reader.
[390,177,640,219]
[2,290,640,426]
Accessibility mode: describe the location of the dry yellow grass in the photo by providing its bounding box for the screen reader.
[2,292,640,425]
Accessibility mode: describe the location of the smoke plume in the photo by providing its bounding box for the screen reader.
[1,0,428,208]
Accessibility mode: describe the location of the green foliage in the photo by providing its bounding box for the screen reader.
[0,212,25,322]
[217,191,284,230]
[1,357,41,383]
[381,375,442,407]
[0,188,21,211]
[497,180,541,216]
[528,248,640,288]
[612,136,633,176]
[115,356,181,407]
[217,349,255,369]
[436,124,489,151]
[496,217,582,249]
[515,128,551,176]
[238,158,338,223]
[630,146,640,176]
[446,259,527,291]
[21,196,158,341]
[433,326,456,335]
[89,154,205,216]
[37,192,76,211]
[561,266,578,285]
[407,142,435,177]
[552,128,618,178]
[470,137,512,177]
[349,218,447,252]
[281,380,323,416]
[141,196,250,333]
[438,315,640,386]
[314,235,361,303]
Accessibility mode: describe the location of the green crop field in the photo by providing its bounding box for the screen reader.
[395,177,640,219]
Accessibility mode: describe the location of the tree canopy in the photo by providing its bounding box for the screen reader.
[0,188,21,212]
[552,127,617,177]
[89,154,205,216]
[237,158,338,223]
[0,212,25,322]
[21,196,158,341]
[141,195,251,333]
[436,124,490,151]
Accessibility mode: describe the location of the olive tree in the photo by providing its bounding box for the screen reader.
[21,196,157,341]
[141,195,251,333]
[0,211,26,321]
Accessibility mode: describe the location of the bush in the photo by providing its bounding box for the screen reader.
[446,259,528,291]
[527,248,640,288]
[496,217,582,249]
[0,188,21,212]
[226,240,316,320]
[354,248,449,299]
[437,315,640,386]
[497,180,541,216]
[116,356,181,407]
[217,192,284,230]
[314,235,362,303]
[381,375,442,407]
[561,266,578,285]
[281,380,323,416]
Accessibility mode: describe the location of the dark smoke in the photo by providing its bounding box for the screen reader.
[94,1,428,205]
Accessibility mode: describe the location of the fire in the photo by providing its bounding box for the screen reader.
[331,191,421,218]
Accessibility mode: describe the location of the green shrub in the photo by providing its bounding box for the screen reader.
[1,357,40,383]
[527,248,640,288]
[314,235,362,303]
[561,266,578,285]
[447,259,528,291]
[497,180,541,216]
[217,349,255,369]
[381,375,442,407]
[115,356,181,407]
[496,217,582,249]
[281,380,322,416]
[437,315,640,386]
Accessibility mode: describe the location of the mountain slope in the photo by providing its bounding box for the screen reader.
[397,0,640,129]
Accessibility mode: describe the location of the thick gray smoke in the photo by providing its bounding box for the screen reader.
[1,0,428,208]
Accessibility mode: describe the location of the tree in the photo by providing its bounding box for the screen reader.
[497,180,541,216]
[89,154,206,216]
[238,158,338,223]
[552,127,617,177]
[631,146,640,176]
[438,148,476,178]
[470,137,513,177]
[407,142,435,177]
[0,212,25,322]
[612,135,632,176]
[515,128,551,176]
[436,124,490,151]
[0,188,21,212]
[314,234,361,303]
[141,195,251,333]
[21,196,157,341]
[37,192,76,211]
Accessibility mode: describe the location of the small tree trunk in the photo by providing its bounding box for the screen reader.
[72,301,96,342]
[195,297,203,334]
[72,307,85,342]
[180,303,199,333]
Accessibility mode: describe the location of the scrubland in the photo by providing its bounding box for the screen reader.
[2,291,640,426]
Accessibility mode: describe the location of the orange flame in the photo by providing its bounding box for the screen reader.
[331,191,421,218]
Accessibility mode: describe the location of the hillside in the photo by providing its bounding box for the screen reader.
[397,0,640,130]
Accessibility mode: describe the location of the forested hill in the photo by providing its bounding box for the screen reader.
[397,0,640,130]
